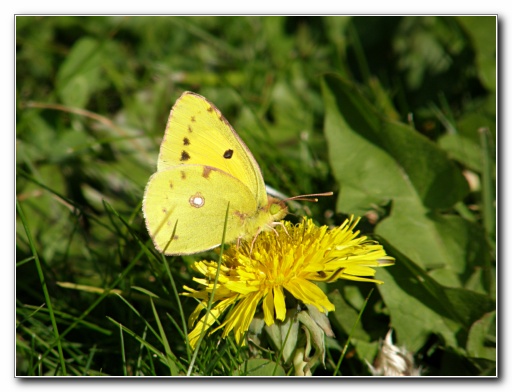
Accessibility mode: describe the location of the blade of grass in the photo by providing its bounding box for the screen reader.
[23,101,151,161]
[111,291,187,375]
[83,345,97,376]
[135,326,149,376]
[19,303,112,336]
[186,202,231,376]
[107,317,168,364]
[149,297,178,375]
[113,293,168,350]
[17,199,67,375]
[347,21,370,84]
[35,246,143,365]
[168,17,243,61]
[333,288,374,376]
[161,252,189,360]
[479,127,496,248]
[119,323,127,376]
[479,127,496,299]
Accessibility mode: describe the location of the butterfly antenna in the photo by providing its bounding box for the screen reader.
[284,191,334,203]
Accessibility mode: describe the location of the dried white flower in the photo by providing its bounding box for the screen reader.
[368,330,422,376]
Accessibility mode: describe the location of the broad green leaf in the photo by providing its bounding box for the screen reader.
[267,81,315,143]
[322,74,471,271]
[376,243,495,352]
[56,37,106,107]
[16,112,57,164]
[438,133,483,174]
[466,312,496,361]
[351,340,379,369]
[456,96,496,142]
[328,289,370,341]
[457,16,496,92]
[234,359,286,376]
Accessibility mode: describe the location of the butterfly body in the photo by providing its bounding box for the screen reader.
[143,92,287,255]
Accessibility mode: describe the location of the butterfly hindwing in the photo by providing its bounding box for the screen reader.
[143,165,258,255]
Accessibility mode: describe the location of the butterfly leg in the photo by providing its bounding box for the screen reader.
[271,221,290,237]
[249,230,260,256]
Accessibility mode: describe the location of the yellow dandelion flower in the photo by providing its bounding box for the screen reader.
[182,216,394,349]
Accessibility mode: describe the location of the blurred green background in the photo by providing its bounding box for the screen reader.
[16,16,496,376]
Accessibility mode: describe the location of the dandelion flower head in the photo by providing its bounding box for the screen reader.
[183,216,394,348]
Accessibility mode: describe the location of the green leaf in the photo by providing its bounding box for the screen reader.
[149,297,178,376]
[56,37,106,107]
[438,133,483,174]
[466,311,496,361]
[328,290,370,341]
[234,359,286,376]
[322,74,473,271]
[375,242,495,352]
[456,95,496,142]
[457,16,496,92]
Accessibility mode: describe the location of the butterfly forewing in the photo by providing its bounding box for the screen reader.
[157,92,267,208]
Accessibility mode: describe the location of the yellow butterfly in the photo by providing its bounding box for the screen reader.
[142,91,288,255]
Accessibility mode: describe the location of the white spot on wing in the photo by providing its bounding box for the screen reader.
[189,193,205,208]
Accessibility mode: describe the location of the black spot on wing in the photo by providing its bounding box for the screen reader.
[223,149,234,159]
[183,137,190,146]
[181,151,191,161]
